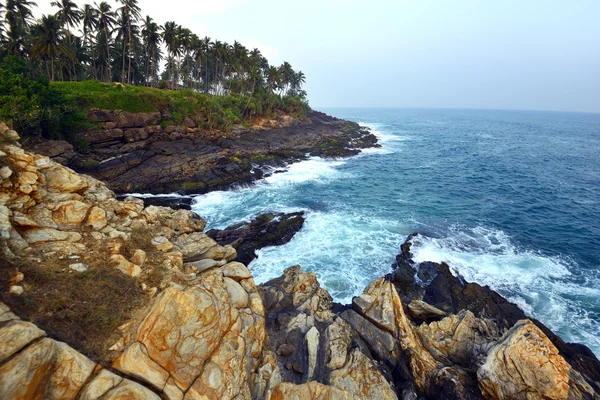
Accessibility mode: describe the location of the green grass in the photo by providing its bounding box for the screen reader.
[52,81,309,129]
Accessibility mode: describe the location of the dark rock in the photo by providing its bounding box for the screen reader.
[88,109,113,122]
[392,232,600,391]
[207,212,305,265]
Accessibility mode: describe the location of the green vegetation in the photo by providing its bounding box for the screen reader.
[0,0,309,138]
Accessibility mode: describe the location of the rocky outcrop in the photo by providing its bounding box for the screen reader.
[2,126,599,399]
[28,110,378,194]
[208,211,305,265]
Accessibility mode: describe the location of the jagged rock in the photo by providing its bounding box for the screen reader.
[477,320,570,400]
[222,261,252,280]
[0,338,96,399]
[173,231,217,261]
[407,299,447,321]
[208,212,305,265]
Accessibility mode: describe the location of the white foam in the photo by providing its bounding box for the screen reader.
[191,156,350,229]
[123,192,188,198]
[409,227,600,355]
[249,210,406,304]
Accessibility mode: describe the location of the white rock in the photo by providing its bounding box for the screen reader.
[9,286,23,295]
[69,263,89,273]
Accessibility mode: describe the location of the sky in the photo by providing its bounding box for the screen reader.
[36,0,600,113]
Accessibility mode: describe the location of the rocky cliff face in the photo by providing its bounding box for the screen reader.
[1,123,599,399]
[28,109,378,194]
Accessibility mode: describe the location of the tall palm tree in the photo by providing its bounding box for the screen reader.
[266,65,280,93]
[117,0,140,84]
[51,0,81,35]
[162,21,180,88]
[95,1,115,82]
[31,14,72,81]
[81,4,98,79]
[4,0,37,55]
[200,36,211,93]
[141,15,161,85]
[51,0,80,80]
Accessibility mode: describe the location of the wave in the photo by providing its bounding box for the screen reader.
[249,209,406,304]
[408,226,600,355]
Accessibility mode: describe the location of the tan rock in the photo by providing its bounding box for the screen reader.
[408,299,447,321]
[477,319,571,400]
[352,278,439,392]
[223,244,237,261]
[269,381,349,399]
[22,227,72,243]
[224,276,249,308]
[152,235,173,252]
[114,271,233,392]
[416,310,499,367]
[101,379,161,400]
[8,285,23,295]
[0,338,95,399]
[78,369,123,400]
[0,320,45,363]
[44,165,89,193]
[173,232,217,261]
[112,342,169,391]
[329,349,398,400]
[221,261,251,280]
[305,326,320,380]
[132,249,147,267]
[186,258,219,274]
[326,317,353,370]
[110,254,142,277]
[52,200,90,228]
[87,206,108,230]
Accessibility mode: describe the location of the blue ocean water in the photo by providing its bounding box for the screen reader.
[191,108,600,355]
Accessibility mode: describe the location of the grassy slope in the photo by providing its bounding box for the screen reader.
[53,81,308,129]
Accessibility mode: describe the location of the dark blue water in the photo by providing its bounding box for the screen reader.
[192,108,600,355]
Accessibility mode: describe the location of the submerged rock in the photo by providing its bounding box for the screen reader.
[208,211,305,265]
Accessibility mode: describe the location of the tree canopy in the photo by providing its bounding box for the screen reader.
[0,0,308,101]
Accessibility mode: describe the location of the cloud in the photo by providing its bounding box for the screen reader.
[242,41,280,64]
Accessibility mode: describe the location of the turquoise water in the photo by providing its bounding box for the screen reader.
[191,108,600,355]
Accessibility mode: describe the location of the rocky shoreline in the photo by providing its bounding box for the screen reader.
[1,122,599,399]
[28,109,378,195]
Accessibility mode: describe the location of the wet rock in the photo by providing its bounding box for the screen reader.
[208,211,305,265]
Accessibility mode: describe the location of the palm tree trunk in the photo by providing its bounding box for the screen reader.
[127,29,132,84]
[105,27,111,82]
[51,61,55,82]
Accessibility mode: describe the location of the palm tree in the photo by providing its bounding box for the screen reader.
[31,14,72,81]
[162,21,180,88]
[141,15,161,85]
[117,0,141,84]
[266,65,280,93]
[51,0,81,35]
[95,1,115,82]
[51,0,80,80]
[200,36,211,93]
[81,4,98,79]
[4,0,37,55]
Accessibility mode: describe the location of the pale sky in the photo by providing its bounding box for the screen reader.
[36,0,600,113]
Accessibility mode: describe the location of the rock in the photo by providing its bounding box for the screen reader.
[132,249,147,267]
[329,349,399,400]
[0,338,95,399]
[0,166,13,179]
[0,320,45,363]
[44,165,89,193]
[223,276,249,308]
[8,285,23,295]
[173,232,217,261]
[305,326,320,380]
[151,235,173,252]
[185,258,219,273]
[408,299,447,321]
[208,212,305,265]
[87,206,108,230]
[477,320,570,400]
[52,200,90,228]
[222,261,251,280]
[69,262,89,272]
[110,254,142,277]
[78,369,123,400]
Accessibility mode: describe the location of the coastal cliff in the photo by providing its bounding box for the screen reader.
[1,123,599,399]
[28,109,377,194]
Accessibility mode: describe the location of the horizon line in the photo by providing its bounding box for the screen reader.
[312,105,600,115]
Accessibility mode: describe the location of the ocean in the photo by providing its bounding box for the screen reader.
[191,108,600,356]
